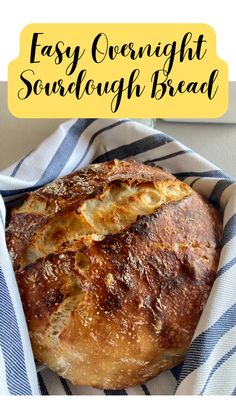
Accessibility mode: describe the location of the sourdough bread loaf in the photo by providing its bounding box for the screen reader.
[6,159,222,389]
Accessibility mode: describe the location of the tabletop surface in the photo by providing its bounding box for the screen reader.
[0,82,236,179]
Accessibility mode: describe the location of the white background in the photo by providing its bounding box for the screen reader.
[0,1,235,416]
[0,0,235,80]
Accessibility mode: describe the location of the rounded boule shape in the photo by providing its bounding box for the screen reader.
[6,160,222,389]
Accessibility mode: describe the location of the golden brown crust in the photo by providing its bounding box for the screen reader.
[6,159,222,389]
[7,160,175,270]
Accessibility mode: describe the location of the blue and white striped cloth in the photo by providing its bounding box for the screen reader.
[0,118,236,395]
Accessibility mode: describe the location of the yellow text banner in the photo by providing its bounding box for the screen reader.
[8,23,228,118]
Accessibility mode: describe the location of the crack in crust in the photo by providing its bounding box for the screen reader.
[6,159,222,389]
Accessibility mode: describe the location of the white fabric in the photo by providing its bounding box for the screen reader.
[0,118,235,395]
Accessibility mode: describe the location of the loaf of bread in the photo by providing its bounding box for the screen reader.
[6,159,222,389]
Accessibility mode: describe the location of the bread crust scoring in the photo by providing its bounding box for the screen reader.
[6,159,222,389]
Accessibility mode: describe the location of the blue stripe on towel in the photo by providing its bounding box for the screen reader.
[189,178,201,188]
[174,170,233,180]
[145,149,192,164]
[221,214,236,247]
[216,256,236,278]
[0,119,97,197]
[171,363,184,381]
[199,345,236,394]
[0,267,32,395]
[231,386,236,395]
[0,186,39,198]
[11,151,33,178]
[209,179,235,203]
[93,133,173,163]
[104,389,128,395]
[34,119,97,187]
[0,211,4,227]
[141,383,151,395]
[59,377,72,395]
[72,119,129,171]
[177,303,236,387]
[38,372,49,395]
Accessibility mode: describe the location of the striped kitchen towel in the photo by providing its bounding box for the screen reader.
[0,118,236,395]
